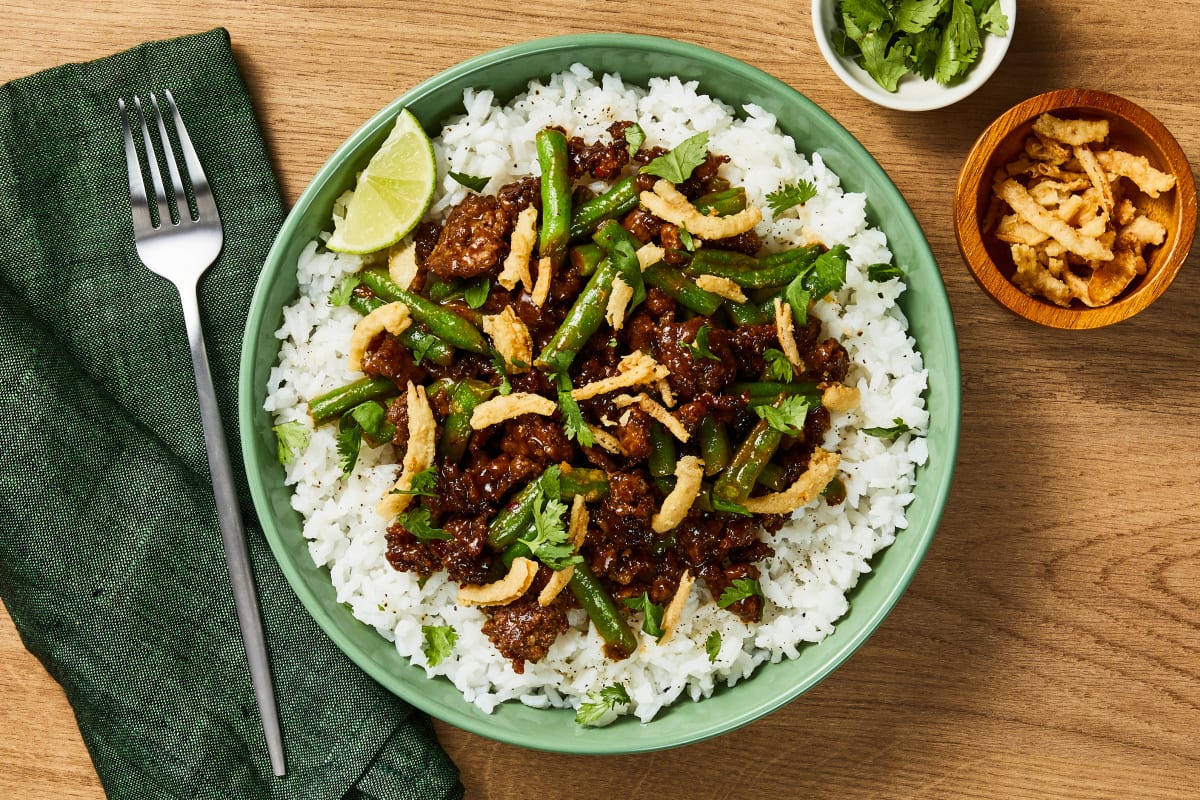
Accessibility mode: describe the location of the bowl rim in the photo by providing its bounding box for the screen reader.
[238,31,961,753]
[810,0,1017,112]
[953,87,1197,329]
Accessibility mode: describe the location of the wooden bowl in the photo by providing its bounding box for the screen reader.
[954,89,1196,329]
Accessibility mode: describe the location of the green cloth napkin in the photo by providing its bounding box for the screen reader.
[0,28,463,800]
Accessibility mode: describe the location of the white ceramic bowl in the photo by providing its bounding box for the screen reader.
[811,0,1016,111]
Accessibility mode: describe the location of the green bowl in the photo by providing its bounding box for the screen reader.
[239,33,960,754]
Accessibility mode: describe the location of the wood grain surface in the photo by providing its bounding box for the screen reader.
[3,2,1197,798]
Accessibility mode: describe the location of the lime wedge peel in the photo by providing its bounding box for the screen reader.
[326,108,436,255]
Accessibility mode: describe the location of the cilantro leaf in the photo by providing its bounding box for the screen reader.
[421,624,457,666]
[754,394,812,436]
[978,0,1008,35]
[554,372,595,448]
[859,27,912,93]
[766,180,817,215]
[894,0,948,33]
[336,414,362,478]
[862,417,913,439]
[395,506,452,541]
[464,278,491,309]
[640,131,709,184]
[347,400,395,446]
[449,171,489,192]
[684,325,720,361]
[393,465,438,497]
[717,577,763,609]
[804,244,849,301]
[840,0,893,32]
[762,348,794,382]
[934,0,982,85]
[329,275,359,307]
[519,467,582,571]
[272,420,310,466]
[868,262,904,281]
[622,592,665,638]
[575,683,631,726]
[624,122,646,159]
[705,630,722,662]
[488,351,513,396]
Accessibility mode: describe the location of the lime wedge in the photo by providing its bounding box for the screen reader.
[326,108,436,254]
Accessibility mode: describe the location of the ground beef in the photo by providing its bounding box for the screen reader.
[482,595,570,673]
[423,194,511,279]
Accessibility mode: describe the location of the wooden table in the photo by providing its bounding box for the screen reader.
[3,2,1197,797]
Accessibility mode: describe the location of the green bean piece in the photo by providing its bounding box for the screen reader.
[570,242,605,276]
[643,262,724,316]
[712,417,783,505]
[425,276,464,304]
[557,465,611,502]
[731,380,823,408]
[685,246,818,289]
[693,186,747,216]
[568,174,639,242]
[536,128,571,271]
[438,379,493,462]
[308,376,399,426]
[698,417,732,476]
[755,461,791,492]
[534,258,618,374]
[723,295,775,326]
[569,561,638,658]
[647,423,677,478]
[360,267,491,355]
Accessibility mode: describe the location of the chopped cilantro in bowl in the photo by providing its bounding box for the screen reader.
[811,0,1015,111]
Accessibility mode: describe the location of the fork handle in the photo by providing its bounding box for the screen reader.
[178,284,287,777]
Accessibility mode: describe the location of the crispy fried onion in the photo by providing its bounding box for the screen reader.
[538,495,589,606]
[606,276,634,330]
[387,240,419,290]
[635,243,666,272]
[498,205,537,291]
[1095,149,1177,197]
[773,297,805,370]
[658,570,694,645]
[586,425,624,455]
[995,179,1115,262]
[349,301,411,372]
[531,256,553,308]
[481,306,533,373]
[640,179,762,240]
[614,392,689,442]
[457,556,538,606]
[1032,112,1109,147]
[695,274,748,303]
[572,351,670,401]
[651,455,705,533]
[741,448,841,515]
[820,382,861,413]
[377,382,436,518]
[470,392,558,429]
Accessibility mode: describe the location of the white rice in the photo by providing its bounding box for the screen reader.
[265,64,929,723]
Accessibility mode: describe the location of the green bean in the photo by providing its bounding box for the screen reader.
[438,379,493,462]
[425,276,464,304]
[723,296,775,326]
[536,128,571,270]
[698,417,732,476]
[731,380,823,407]
[348,293,455,367]
[648,423,677,478]
[486,466,610,551]
[685,246,818,289]
[534,258,618,374]
[693,186,747,217]
[755,461,791,492]
[568,175,639,242]
[712,417,782,505]
[360,267,491,355]
[643,262,724,316]
[570,242,605,277]
[308,376,399,425]
[569,561,637,658]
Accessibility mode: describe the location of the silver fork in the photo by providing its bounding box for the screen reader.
[119,90,286,777]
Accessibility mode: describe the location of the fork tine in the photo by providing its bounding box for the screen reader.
[163,89,220,225]
[118,98,155,236]
[149,92,191,222]
[133,96,172,228]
